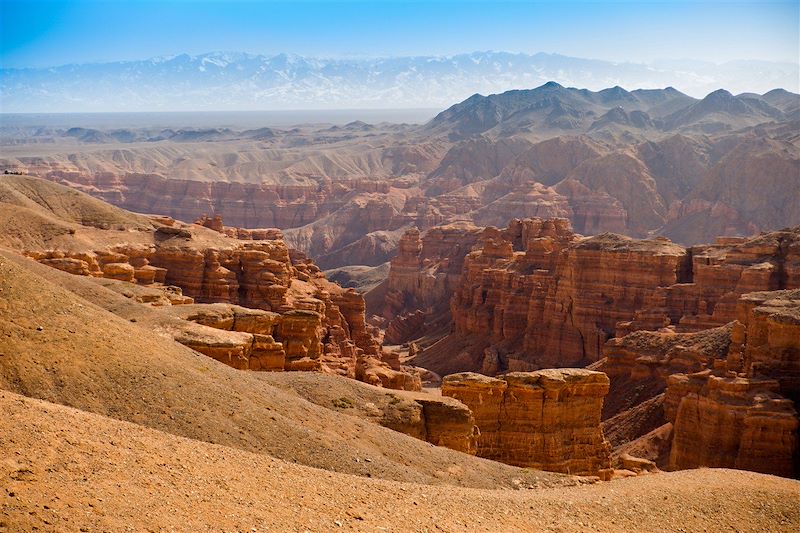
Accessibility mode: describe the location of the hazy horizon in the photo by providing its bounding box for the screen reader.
[2,50,798,114]
[4,49,799,73]
[1,1,797,113]
[0,108,442,130]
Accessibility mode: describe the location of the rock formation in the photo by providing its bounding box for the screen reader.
[601,324,733,419]
[667,289,800,477]
[412,220,800,376]
[380,222,483,343]
[28,230,421,389]
[441,369,612,476]
[164,303,286,371]
[5,176,419,390]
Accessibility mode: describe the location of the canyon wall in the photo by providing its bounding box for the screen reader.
[441,369,612,476]
[381,223,483,343]
[413,221,800,376]
[600,324,733,420]
[666,289,800,478]
[22,218,420,391]
[41,171,393,230]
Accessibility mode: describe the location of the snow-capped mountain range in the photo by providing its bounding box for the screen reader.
[2,51,798,112]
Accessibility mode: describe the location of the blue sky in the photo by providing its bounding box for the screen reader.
[1,0,798,68]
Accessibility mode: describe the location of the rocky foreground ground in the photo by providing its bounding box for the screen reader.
[3,391,799,533]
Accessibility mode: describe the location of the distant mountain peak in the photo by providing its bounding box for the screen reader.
[428,84,789,139]
[539,81,564,90]
[705,88,735,99]
[1,51,797,112]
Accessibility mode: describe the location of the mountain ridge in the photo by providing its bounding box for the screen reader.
[425,83,799,139]
[2,50,798,112]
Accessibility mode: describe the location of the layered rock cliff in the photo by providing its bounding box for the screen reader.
[412,220,800,376]
[380,223,483,343]
[601,324,733,419]
[441,369,612,476]
[666,289,800,478]
[24,231,420,389]
[6,176,419,390]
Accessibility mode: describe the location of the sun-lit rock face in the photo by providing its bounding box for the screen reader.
[644,227,800,333]
[667,371,798,477]
[441,369,612,476]
[417,218,685,374]
[382,222,483,344]
[667,289,800,478]
[22,217,420,390]
[411,221,800,377]
[162,303,286,371]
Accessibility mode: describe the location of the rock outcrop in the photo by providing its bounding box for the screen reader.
[413,221,800,376]
[441,369,612,476]
[194,213,285,241]
[667,289,800,478]
[164,303,286,371]
[667,371,798,477]
[623,227,800,334]
[600,324,733,419]
[11,184,420,390]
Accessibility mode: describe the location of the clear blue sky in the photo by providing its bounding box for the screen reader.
[1,0,798,68]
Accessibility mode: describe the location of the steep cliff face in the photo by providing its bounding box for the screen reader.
[420,218,685,374]
[600,324,732,420]
[441,369,612,476]
[639,227,800,333]
[667,372,798,477]
[667,289,800,478]
[40,171,398,230]
[380,223,483,343]
[519,232,686,367]
[412,221,800,376]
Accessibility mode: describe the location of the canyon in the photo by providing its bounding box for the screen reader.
[0,174,421,391]
[391,220,799,374]
[2,83,800,531]
[379,215,800,477]
[2,84,798,271]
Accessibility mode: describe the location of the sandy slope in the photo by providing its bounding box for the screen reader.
[2,390,799,533]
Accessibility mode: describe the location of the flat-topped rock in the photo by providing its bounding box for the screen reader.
[164,303,280,334]
[504,368,610,388]
[442,369,611,476]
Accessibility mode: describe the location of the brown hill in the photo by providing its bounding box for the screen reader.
[3,390,799,532]
[3,84,798,264]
